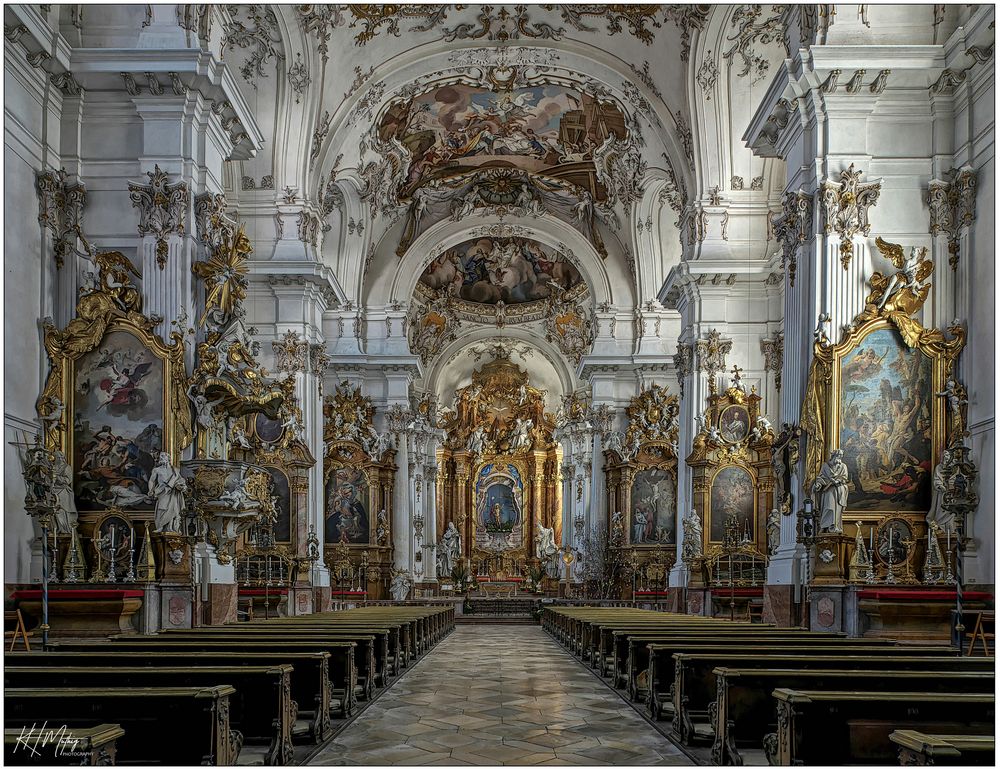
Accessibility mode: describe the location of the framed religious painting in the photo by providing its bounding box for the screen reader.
[629,467,677,546]
[323,464,372,546]
[474,463,524,548]
[802,241,965,528]
[708,465,756,543]
[39,255,191,518]
[263,465,292,544]
[823,319,952,518]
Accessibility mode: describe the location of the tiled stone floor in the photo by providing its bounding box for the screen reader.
[308,625,693,766]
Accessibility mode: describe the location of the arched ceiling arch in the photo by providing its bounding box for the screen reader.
[424,328,577,414]
[367,213,624,309]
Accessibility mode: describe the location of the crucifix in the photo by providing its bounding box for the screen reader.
[730,364,743,388]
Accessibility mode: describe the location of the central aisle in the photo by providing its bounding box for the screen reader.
[308,624,693,766]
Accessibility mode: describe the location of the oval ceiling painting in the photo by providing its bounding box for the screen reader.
[418,237,583,305]
[379,83,627,197]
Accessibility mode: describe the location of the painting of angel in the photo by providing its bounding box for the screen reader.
[73,331,163,511]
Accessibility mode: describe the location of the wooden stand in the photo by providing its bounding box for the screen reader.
[811,533,853,585]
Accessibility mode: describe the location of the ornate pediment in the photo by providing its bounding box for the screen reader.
[440,355,554,456]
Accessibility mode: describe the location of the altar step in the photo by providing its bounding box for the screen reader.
[456,615,537,625]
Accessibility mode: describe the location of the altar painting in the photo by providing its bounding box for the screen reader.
[265,467,291,543]
[710,466,755,542]
[476,464,523,533]
[837,327,933,512]
[630,469,676,545]
[72,330,164,511]
[379,83,627,195]
[324,466,370,545]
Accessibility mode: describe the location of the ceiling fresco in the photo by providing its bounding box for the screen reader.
[378,82,627,198]
[416,236,583,306]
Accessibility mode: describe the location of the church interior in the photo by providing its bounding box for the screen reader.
[2,3,995,766]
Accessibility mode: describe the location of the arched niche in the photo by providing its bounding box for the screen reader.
[366,214,626,310]
[425,329,576,415]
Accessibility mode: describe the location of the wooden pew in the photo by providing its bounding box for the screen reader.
[7,651,333,743]
[616,631,873,697]
[5,687,239,765]
[154,630,379,703]
[50,639,357,718]
[712,666,995,765]
[648,643,955,724]
[5,723,124,766]
[889,730,995,766]
[767,689,994,765]
[5,665,295,765]
[671,646,958,744]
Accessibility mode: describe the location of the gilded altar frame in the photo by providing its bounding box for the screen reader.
[801,238,965,539]
[688,380,774,561]
[37,252,192,529]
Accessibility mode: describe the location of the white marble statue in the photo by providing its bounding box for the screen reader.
[535,522,557,561]
[229,420,252,449]
[813,449,849,533]
[50,450,78,534]
[390,570,412,602]
[511,417,533,451]
[682,508,703,560]
[148,452,188,533]
[751,415,773,443]
[926,449,954,530]
[438,521,462,577]
[467,426,486,455]
[766,508,781,555]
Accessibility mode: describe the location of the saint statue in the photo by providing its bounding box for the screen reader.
[682,508,703,560]
[389,569,411,602]
[438,521,462,577]
[50,450,78,534]
[766,508,781,555]
[926,449,954,530]
[148,452,188,533]
[535,522,557,562]
[813,449,849,533]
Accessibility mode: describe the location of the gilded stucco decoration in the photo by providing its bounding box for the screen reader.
[770,190,813,287]
[35,168,91,269]
[801,237,966,503]
[927,166,977,270]
[696,329,732,394]
[819,163,881,269]
[128,164,190,270]
[408,289,460,365]
[544,291,595,366]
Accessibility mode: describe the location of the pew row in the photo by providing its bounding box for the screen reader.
[5,687,239,765]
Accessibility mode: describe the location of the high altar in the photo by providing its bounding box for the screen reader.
[436,352,562,583]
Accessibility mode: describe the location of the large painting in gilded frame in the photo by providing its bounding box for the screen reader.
[709,465,756,543]
[475,463,524,534]
[629,468,676,545]
[324,465,371,545]
[835,325,935,513]
[71,329,166,512]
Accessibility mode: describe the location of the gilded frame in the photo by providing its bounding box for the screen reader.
[38,254,192,521]
[323,453,376,548]
[707,462,758,545]
[805,314,961,520]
